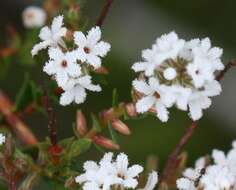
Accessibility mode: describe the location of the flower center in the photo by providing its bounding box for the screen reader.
[117,173,125,180]
[84,47,91,54]
[61,60,67,67]
[154,92,160,99]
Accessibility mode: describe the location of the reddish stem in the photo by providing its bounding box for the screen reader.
[96,0,113,27]
[42,91,57,146]
[216,59,236,81]
[160,121,197,183]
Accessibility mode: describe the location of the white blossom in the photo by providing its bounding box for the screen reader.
[132,78,169,122]
[75,152,158,190]
[22,6,46,28]
[43,48,81,87]
[177,141,236,190]
[59,75,101,106]
[0,133,5,145]
[74,26,111,69]
[31,15,67,56]
[132,31,185,76]
[132,32,224,122]
[188,80,222,120]
[113,153,143,189]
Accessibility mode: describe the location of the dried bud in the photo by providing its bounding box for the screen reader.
[65,30,74,41]
[65,176,76,189]
[76,110,88,136]
[125,103,137,117]
[92,135,120,150]
[54,87,64,96]
[111,119,130,135]
[94,66,109,74]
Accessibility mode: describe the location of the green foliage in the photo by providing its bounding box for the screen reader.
[91,113,102,132]
[14,73,43,112]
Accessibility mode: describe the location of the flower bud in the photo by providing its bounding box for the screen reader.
[111,119,130,135]
[94,66,109,74]
[92,135,120,150]
[76,110,88,136]
[125,103,137,117]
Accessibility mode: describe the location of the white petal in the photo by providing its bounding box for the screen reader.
[212,149,226,165]
[48,47,64,60]
[116,153,129,173]
[93,41,111,57]
[136,96,156,113]
[86,54,101,69]
[132,79,153,95]
[74,86,87,104]
[155,101,169,122]
[77,76,101,92]
[127,165,143,178]
[51,15,64,33]
[74,31,87,47]
[87,26,101,46]
[39,26,51,40]
[123,178,138,189]
[43,61,56,75]
[83,161,99,171]
[56,70,68,87]
[59,90,75,106]
[75,48,87,62]
[31,40,52,56]
[75,174,87,184]
[188,101,203,121]
[142,171,158,190]
[83,182,100,190]
[132,62,147,72]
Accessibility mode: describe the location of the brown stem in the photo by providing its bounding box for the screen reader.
[216,59,236,81]
[42,91,57,146]
[9,181,17,190]
[160,59,236,184]
[160,121,197,183]
[0,90,38,145]
[96,0,113,27]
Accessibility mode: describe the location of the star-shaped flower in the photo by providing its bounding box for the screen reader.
[31,15,67,56]
[74,26,111,69]
[43,48,81,87]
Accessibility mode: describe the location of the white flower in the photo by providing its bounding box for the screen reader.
[43,48,81,87]
[132,31,185,76]
[139,171,158,190]
[113,153,143,189]
[74,26,111,69]
[59,75,101,106]
[22,6,46,28]
[201,165,235,190]
[0,133,5,145]
[188,80,222,120]
[131,32,224,121]
[132,78,169,122]
[31,15,67,56]
[75,152,157,190]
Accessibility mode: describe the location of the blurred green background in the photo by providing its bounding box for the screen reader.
[0,0,236,189]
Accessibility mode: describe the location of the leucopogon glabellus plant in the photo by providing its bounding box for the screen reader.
[0,0,235,190]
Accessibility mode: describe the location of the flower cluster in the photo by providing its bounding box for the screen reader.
[132,32,224,122]
[0,133,5,145]
[32,15,111,105]
[75,152,158,190]
[177,141,236,190]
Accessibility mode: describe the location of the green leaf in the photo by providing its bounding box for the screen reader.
[67,138,91,159]
[91,114,102,132]
[108,122,118,143]
[15,73,42,111]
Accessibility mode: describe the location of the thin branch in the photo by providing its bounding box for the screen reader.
[0,90,38,145]
[160,121,197,183]
[216,59,236,81]
[42,90,57,146]
[96,0,113,27]
[160,59,236,184]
